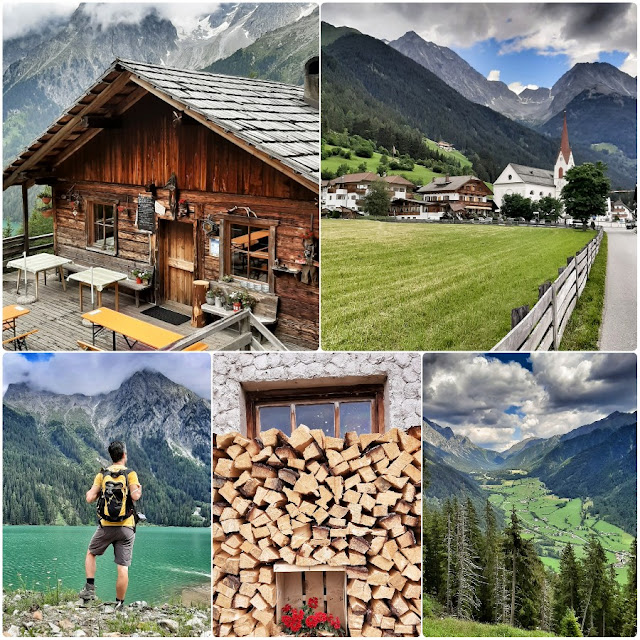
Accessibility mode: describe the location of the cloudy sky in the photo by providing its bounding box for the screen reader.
[423,353,637,451]
[322,3,637,93]
[3,353,211,399]
[2,2,228,40]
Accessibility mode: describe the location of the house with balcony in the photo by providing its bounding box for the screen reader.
[416,175,494,219]
[321,172,415,213]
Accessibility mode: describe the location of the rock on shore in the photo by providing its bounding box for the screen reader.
[3,592,211,637]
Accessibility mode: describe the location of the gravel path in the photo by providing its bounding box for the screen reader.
[599,227,637,351]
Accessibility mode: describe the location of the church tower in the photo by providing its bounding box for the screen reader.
[554,111,575,196]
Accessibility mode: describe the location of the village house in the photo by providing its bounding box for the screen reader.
[2,58,320,349]
[610,198,634,221]
[321,172,414,212]
[493,112,574,209]
[437,140,455,152]
[416,175,494,219]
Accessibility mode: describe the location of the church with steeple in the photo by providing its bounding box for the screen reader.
[492,113,575,210]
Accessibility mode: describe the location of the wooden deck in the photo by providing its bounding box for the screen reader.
[2,271,306,352]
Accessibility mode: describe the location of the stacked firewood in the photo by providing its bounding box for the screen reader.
[212,425,422,637]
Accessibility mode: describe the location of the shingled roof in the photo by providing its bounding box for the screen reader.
[3,58,319,190]
[508,164,555,188]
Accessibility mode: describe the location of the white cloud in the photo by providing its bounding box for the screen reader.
[323,4,637,75]
[3,353,211,399]
[508,82,540,95]
[423,353,636,450]
[487,69,500,81]
[3,2,78,40]
[620,52,638,77]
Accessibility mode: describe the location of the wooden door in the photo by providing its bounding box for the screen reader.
[159,220,195,305]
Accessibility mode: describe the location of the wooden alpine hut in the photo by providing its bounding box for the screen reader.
[2,57,320,349]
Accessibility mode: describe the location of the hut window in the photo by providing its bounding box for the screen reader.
[246,384,385,438]
[87,202,117,254]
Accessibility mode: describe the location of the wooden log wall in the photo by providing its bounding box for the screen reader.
[51,90,319,347]
[212,426,422,637]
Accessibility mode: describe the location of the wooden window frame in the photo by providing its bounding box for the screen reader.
[245,384,385,439]
[219,214,278,293]
[86,200,118,255]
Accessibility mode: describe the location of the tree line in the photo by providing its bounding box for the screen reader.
[423,496,637,636]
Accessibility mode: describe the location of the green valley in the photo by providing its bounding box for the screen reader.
[481,476,633,584]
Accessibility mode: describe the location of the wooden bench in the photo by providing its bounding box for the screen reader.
[77,340,105,351]
[3,329,38,351]
[62,262,154,307]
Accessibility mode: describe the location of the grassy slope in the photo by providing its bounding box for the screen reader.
[486,477,632,584]
[321,221,596,350]
[322,146,439,185]
[559,232,608,350]
[423,617,555,637]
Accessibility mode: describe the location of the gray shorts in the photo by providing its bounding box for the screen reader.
[88,526,135,567]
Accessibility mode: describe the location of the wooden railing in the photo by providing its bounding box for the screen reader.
[161,308,288,352]
[492,230,603,351]
[3,233,54,266]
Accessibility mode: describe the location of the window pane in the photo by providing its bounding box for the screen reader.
[249,228,269,252]
[339,401,372,436]
[231,224,250,244]
[231,247,248,278]
[249,256,268,282]
[296,403,334,437]
[259,406,291,436]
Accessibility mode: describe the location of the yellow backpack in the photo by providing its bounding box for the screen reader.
[96,467,134,523]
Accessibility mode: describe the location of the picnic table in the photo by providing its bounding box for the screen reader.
[67,267,128,311]
[231,230,269,248]
[3,305,30,336]
[6,254,72,300]
[81,307,184,351]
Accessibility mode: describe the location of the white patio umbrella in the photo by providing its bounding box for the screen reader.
[16,251,36,304]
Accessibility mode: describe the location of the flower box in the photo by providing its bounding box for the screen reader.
[275,565,346,634]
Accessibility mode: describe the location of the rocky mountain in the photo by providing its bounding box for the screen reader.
[321,26,559,182]
[204,7,319,85]
[389,31,637,126]
[423,419,505,471]
[424,411,637,534]
[2,371,211,527]
[389,31,525,120]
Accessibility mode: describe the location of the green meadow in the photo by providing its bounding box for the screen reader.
[484,476,633,584]
[320,220,596,351]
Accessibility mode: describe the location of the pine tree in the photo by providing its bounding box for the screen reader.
[454,500,482,619]
[503,507,523,627]
[558,608,583,637]
[622,538,637,637]
[554,543,582,631]
[481,499,499,623]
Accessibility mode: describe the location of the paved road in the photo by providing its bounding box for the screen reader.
[599,227,637,351]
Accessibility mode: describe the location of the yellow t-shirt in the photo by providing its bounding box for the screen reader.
[93,465,140,527]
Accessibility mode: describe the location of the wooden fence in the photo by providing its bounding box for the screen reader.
[492,230,603,351]
[3,233,54,267]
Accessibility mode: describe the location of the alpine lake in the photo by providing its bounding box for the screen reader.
[3,526,211,605]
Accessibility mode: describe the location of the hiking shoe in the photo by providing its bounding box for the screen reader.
[78,583,96,601]
[114,601,125,612]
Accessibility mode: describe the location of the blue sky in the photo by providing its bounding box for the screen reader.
[423,353,636,450]
[453,39,629,91]
[323,4,637,92]
[3,353,211,399]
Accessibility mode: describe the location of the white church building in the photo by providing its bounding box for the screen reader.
[493,113,575,209]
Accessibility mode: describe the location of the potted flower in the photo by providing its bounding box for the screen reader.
[281,598,343,636]
[178,198,188,216]
[205,288,216,305]
[140,270,152,286]
[38,190,52,205]
[117,204,126,214]
[211,287,225,308]
[228,291,243,312]
[131,268,142,284]
[240,291,257,311]
[222,275,234,283]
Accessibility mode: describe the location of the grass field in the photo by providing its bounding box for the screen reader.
[560,232,608,350]
[320,221,597,351]
[423,617,555,637]
[485,476,633,584]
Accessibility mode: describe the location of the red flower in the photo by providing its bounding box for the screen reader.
[333,617,341,630]
[282,604,292,614]
[306,615,318,629]
[291,622,302,633]
[316,612,327,623]
[308,597,319,609]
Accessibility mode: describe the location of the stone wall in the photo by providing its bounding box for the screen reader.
[211,352,421,435]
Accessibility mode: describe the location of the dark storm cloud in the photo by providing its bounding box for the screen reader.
[422,353,637,450]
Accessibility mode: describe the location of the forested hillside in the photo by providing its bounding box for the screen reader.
[3,373,211,528]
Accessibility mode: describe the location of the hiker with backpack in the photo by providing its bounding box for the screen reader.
[79,441,142,609]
